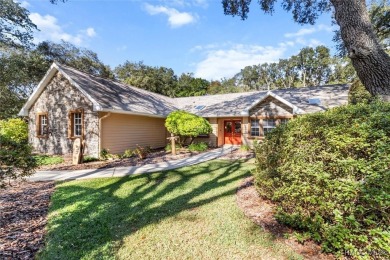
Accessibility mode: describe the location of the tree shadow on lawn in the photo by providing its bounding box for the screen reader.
[39,160,252,259]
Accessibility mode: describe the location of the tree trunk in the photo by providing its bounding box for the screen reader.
[330,0,390,96]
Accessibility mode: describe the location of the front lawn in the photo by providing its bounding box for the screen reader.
[38,160,301,259]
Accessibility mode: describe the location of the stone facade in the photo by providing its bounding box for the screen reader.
[28,72,100,157]
[249,96,293,117]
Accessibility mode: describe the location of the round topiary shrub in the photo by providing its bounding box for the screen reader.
[254,101,390,259]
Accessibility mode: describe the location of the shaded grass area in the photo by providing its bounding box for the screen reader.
[33,155,64,166]
[39,160,302,260]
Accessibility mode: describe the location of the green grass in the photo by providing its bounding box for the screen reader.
[33,154,64,166]
[38,160,302,260]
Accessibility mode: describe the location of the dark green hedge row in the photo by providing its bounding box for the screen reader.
[254,101,390,259]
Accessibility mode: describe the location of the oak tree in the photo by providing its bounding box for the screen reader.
[222,0,390,96]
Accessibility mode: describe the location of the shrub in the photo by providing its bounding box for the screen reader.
[165,111,212,145]
[0,135,37,187]
[34,155,64,166]
[188,142,208,152]
[240,144,251,151]
[0,118,28,143]
[349,80,372,104]
[83,156,99,163]
[254,101,390,258]
[122,149,134,158]
[134,145,151,159]
[100,148,110,160]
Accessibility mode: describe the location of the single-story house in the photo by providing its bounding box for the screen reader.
[19,62,350,158]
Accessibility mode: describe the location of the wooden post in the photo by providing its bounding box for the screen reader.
[171,133,176,155]
[72,138,82,165]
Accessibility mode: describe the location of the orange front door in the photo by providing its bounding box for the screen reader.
[224,120,242,145]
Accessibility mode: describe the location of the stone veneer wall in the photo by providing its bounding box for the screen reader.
[28,72,99,157]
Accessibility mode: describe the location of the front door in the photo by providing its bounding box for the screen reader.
[224,120,242,145]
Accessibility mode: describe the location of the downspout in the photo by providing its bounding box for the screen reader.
[99,112,111,157]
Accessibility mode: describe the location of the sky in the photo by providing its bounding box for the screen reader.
[21,0,337,80]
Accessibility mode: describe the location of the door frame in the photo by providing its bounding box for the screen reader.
[223,119,242,145]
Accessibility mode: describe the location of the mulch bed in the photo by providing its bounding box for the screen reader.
[39,148,255,171]
[0,181,55,260]
[38,149,207,171]
[236,177,335,260]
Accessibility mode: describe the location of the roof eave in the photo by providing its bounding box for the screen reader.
[243,91,306,116]
[18,62,102,116]
[18,63,59,116]
[97,108,168,118]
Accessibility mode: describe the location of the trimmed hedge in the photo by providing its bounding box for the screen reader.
[254,101,390,259]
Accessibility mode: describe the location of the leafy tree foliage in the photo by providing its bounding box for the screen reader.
[233,45,354,91]
[0,41,112,119]
[254,101,390,258]
[115,61,178,97]
[222,0,390,96]
[165,111,212,145]
[0,118,28,143]
[0,119,36,188]
[176,73,209,97]
[0,0,37,48]
[36,41,113,78]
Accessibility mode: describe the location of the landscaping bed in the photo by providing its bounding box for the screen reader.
[37,147,254,171]
[236,177,334,260]
[0,181,55,260]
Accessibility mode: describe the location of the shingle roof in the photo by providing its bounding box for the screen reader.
[19,63,350,117]
[175,84,350,117]
[58,64,177,117]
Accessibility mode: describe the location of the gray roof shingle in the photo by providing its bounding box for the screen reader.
[59,64,177,117]
[19,63,350,117]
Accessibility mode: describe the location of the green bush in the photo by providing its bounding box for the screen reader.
[100,148,110,160]
[240,144,251,151]
[34,155,64,166]
[122,149,134,158]
[0,135,37,187]
[254,101,390,259]
[165,111,212,145]
[83,156,99,163]
[188,142,208,152]
[0,118,28,143]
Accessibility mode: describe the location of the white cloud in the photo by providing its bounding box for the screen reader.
[29,13,96,45]
[144,3,197,28]
[284,28,317,38]
[193,43,286,80]
[284,24,334,38]
[86,27,96,37]
[18,0,30,8]
[294,37,323,47]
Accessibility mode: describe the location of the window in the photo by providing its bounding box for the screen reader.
[68,110,83,138]
[250,119,260,137]
[74,113,82,136]
[37,113,48,137]
[280,118,290,125]
[263,119,276,135]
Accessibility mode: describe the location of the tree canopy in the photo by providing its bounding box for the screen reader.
[0,41,113,119]
[222,0,390,96]
[165,111,212,145]
[0,0,37,48]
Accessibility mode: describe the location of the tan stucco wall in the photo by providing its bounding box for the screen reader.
[28,72,99,157]
[100,113,168,154]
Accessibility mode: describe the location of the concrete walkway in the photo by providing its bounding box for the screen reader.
[28,146,239,182]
